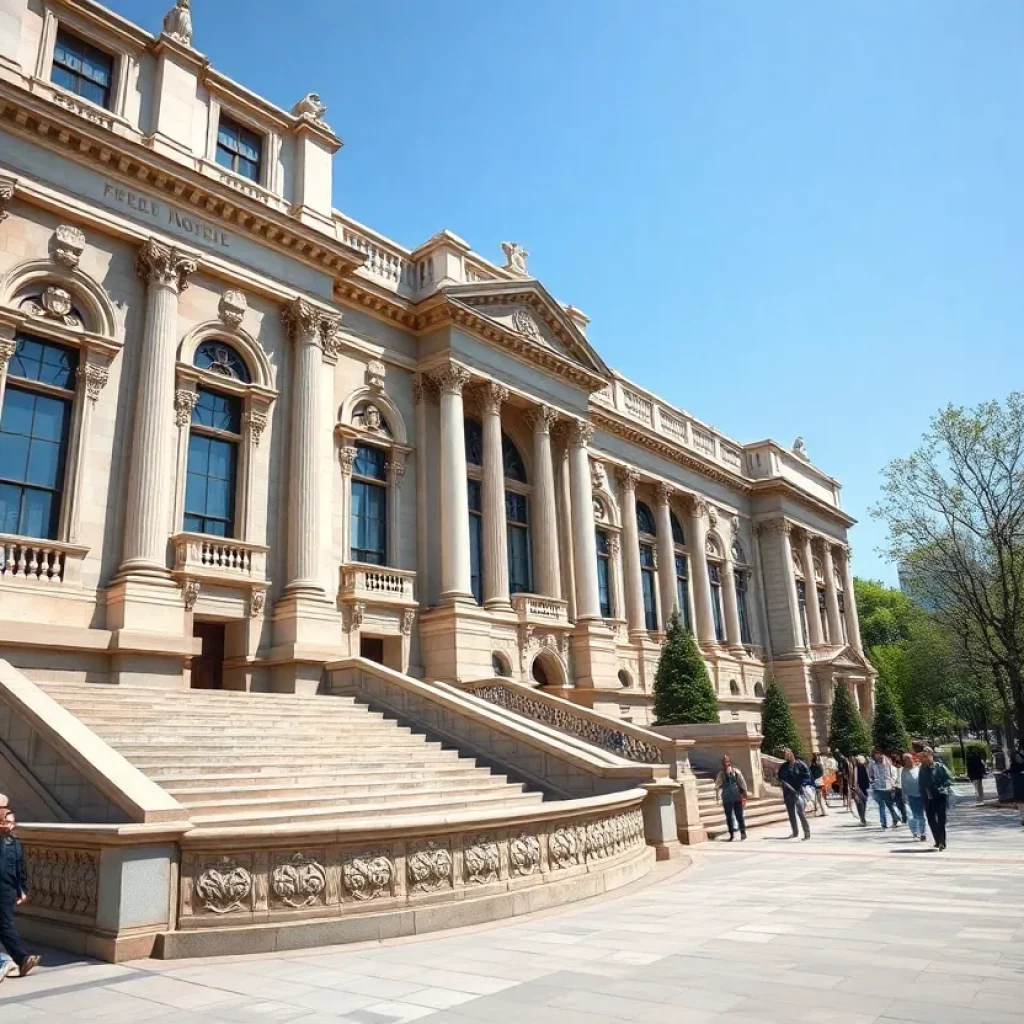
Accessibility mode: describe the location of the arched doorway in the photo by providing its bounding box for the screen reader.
[530,650,566,688]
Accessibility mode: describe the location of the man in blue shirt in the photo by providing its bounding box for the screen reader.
[776,747,812,840]
[0,808,40,979]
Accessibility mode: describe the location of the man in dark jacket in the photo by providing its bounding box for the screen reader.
[919,748,953,851]
[0,809,40,978]
[777,747,812,840]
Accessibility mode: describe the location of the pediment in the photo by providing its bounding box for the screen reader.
[822,645,874,673]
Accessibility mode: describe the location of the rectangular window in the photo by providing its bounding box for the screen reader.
[796,579,810,647]
[640,543,658,631]
[596,529,612,618]
[736,570,752,645]
[506,491,531,595]
[216,115,263,183]
[0,336,78,541]
[350,444,387,565]
[674,554,692,631]
[184,389,241,537]
[838,590,849,643]
[708,562,725,643]
[52,30,114,109]
[468,479,483,604]
[818,587,829,643]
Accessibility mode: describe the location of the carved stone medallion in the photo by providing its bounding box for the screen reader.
[342,851,395,901]
[407,841,453,893]
[463,836,500,885]
[195,857,252,914]
[509,832,541,876]
[271,853,327,908]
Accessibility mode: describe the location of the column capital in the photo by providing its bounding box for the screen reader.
[0,336,16,371]
[174,387,199,427]
[654,481,674,506]
[566,418,594,449]
[685,494,710,520]
[282,297,329,344]
[135,238,199,294]
[525,403,558,434]
[616,465,641,491]
[80,363,108,404]
[755,516,791,537]
[319,313,344,362]
[245,409,268,448]
[339,443,357,477]
[478,380,510,416]
[430,360,472,396]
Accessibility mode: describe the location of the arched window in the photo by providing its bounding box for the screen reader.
[670,511,691,632]
[194,341,251,384]
[184,389,242,536]
[0,335,78,540]
[636,501,658,631]
[836,572,849,644]
[492,652,512,677]
[708,563,725,643]
[754,681,765,698]
[735,571,752,645]
[670,512,685,546]
[617,669,632,689]
[729,680,741,696]
[350,444,387,564]
[793,553,810,648]
[595,528,613,618]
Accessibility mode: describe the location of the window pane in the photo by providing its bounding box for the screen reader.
[595,530,609,556]
[215,147,234,170]
[0,484,21,533]
[187,434,210,476]
[30,394,67,443]
[507,524,531,595]
[0,434,30,483]
[26,439,62,489]
[597,556,612,618]
[505,491,528,525]
[641,570,658,631]
[636,502,657,536]
[351,479,386,563]
[710,585,725,642]
[676,577,691,631]
[467,479,482,513]
[639,543,655,569]
[21,489,55,539]
[206,439,234,482]
[469,510,483,604]
[464,419,483,466]
[193,390,241,433]
[354,445,387,481]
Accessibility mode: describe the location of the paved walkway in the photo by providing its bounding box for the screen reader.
[2,782,1022,1023]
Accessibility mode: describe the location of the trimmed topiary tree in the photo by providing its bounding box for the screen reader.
[872,676,910,755]
[653,612,719,725]
[828,681,871,758]
[759,681,804,759]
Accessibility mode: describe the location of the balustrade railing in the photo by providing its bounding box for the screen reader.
[339,564,416,604]
[339,220,418,294]
[0,535,87,585]
[512,594,569,624]
[171,534,268,583]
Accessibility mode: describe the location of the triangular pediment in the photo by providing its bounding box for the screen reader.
[815,644,875,673]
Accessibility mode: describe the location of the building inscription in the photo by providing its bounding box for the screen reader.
[102,182,231,249]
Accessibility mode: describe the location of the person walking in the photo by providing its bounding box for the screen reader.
[966,749,987,804]
[853,754,870,826]
[0,810,40,978]
[900,753,927,842]
[809,752,828,816]
[714,755,748,841]
[868,749,901,829]
[777,747,812,840]
[919,747,953,850]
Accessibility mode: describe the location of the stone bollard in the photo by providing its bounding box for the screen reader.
[641,779,685,860]
[672,769,707,845]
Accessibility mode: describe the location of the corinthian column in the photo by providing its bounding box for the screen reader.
[617,467,646,636]
[686,497,716,644]
[432,361,473,603]
[527,404,561,599]
[721,539,744,652]
[120,238,198,576]
[840,546,863,652]
[281,298,335,595]
[799,530,824,647]
[820,540,843,646]
[654,483,678,625]
[480,381,510,609]
[567,419,601,620]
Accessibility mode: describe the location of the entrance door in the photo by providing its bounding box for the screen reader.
[192,621,226,689]
[360,636,385,665]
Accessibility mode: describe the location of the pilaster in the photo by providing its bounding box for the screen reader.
[686,496,716,646]
[480,381,511,609]
[527,404,561,599]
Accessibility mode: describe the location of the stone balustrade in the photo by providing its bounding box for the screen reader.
[512,594,569,625]
[338,217,419,295]
[171,533,268,585]
[339,564,417,605]
[0,534,88,586]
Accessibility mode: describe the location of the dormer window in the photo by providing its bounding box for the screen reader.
[51,31,114,109]
[216,115,263,183]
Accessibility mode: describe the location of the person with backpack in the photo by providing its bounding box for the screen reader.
[777,747,812,840]
[714,755,748,841]
[919,747,953,851]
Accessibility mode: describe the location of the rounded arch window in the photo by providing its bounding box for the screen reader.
[353,401,393,437]
[617,669,632,689]
[636,501,657,537]
[491,652,512,678]
[531,657,550,687]
[194,340,251,384]
[754,682,765,698]
[636,501,658,631]
[729,680,741,696]
[670,511,685,546]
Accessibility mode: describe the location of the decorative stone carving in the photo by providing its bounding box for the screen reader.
[411,372,429,405]
[0,338,15,372]
[707,505,719,528]
[501,241,529,275]
[245,410,268,447]
[195,857,252,914]
[342,851,394,901]
[320,315,344,360]
[655,481,673,506]
[52,225,85,269]
[20,287,83,329]
[0,178,14,222]
[525,404,559,434]
[616,466,640,491]
[430,361,471,396]
[548,826,582,869]
[249,589,267,618]
[218,289,247,327]
[590,459,608,491]
[174,389,199,427]
[282,298,334,346]
[271,853,327,908]
[509,832,541,876]
[342,602,365,633]
[401,608,416,635]
[463,836,500,885]
[182,578,201,610]
[339,445,357,476]
[80,364,108,403]
[705,536,720,557]
[407,841,453,893]
[478,380,509,416]
[389,457,406,486]
[136,238,198,294]
[292,93,329,124]
[162,0,193,46]
[568,419,594,448]
[690,496,709,520]
[366,358,386,390]
[793,436,810,461]
[512,308,542,341]
[607,532,621,557]
[23,847,98,917]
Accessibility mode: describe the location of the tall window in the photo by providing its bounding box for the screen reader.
[708,563,725,642]
[468,480,483,604]
[506,491,531,594]
[596,529,613,618]
[670,511,691,631]
[350,445,387,565]
[52,31,114,108]
[216,115,263,183]
[735,570,752,644]
[837,588,849,643]
[796,580,810,647]
[818,587,829,643]
[184,389,241,537]
[0,336,77,540]
[640,544,658,631]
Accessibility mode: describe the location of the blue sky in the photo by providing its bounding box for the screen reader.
[112,1,1024,584]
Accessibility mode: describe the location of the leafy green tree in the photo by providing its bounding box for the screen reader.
[872,676,910,754]
[759,681,803,758]
[854,579,914,648]
[652,613,719,725]
[828,681,870,758]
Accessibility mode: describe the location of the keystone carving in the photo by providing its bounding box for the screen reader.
[218,289,247,327]
[52,225,85,269]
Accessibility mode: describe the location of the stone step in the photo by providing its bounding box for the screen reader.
[40,685,359,703]
[83,725,417,742]
[147,763,489,788]
[126,752,466,771]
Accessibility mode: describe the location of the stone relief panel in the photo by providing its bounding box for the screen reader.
[22,847,99,918]
[407,840,454,894]
[463,835,501,886]
[271,852,328,909]
[342,850,395,902]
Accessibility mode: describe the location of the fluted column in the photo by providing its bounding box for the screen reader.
[821,540,843,646]
[432,361,473,602]
[120,238,198,576]
[608,532,625,623]
[654,483,678,625]
[480,381,511,609]
[773,519,806,651]
[840,546,863,652]
[721,544,744,652]
[567,420,601,620]
[527,404,561,598]
[686,497,716,644]
[799,530,824,647]
[413,374,430,606]
[281,298,334,595]
[617,468,646,636]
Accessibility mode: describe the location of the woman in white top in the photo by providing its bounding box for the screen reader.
[901,753,926,841]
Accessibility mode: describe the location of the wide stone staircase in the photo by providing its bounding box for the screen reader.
[693,768,791,839]
[39,683,545,828]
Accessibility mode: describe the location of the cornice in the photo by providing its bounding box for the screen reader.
[0,85,365,280]
[749,479,856,529]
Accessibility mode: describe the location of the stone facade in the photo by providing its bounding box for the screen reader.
[0,0,872,751]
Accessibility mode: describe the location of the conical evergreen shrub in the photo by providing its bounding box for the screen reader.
[828,680,871,757]
[872,676,910,755]
[759,681,803,758]
[652,612,719,725]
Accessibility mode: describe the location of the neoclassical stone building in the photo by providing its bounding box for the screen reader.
[0,0,873,751]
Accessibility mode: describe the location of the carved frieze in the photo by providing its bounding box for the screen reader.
[407,841,453,893]
[342,851,395,901]
[195,857,252,914]
[271,853,327,908]
[548,826,583,870]
[24,847,98,918]
[463,836,500,885]
[509,832,541,876]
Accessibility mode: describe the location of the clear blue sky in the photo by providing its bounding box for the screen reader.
[112,1,1024,585]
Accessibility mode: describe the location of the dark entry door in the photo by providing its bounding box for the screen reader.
[192,621,226,689]
[360,636,385,665]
